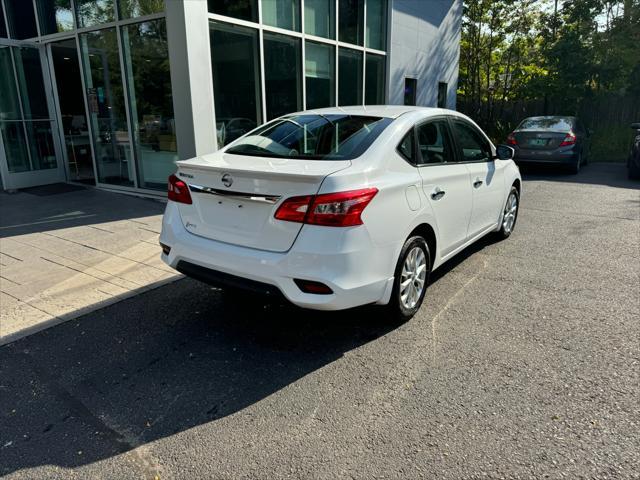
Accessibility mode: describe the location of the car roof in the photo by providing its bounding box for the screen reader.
[295,105,452,119]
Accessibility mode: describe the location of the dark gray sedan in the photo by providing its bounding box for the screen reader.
[506,116,591,174]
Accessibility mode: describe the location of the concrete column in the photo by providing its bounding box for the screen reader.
[165,0,217,159]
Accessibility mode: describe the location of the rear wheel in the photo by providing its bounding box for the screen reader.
[386,236,430,321]
[568,153,582,174]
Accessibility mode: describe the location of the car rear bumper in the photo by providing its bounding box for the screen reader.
[159,202,395,311]
[513,149,578,164]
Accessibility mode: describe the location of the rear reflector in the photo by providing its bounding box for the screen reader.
[559,132,577,147]
[275,188,378,227]
[168,174,192,204]
[160,242,171,255]
[294,279,333,295]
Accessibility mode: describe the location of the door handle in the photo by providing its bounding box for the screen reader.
[473,179,483,188]
[431,188,446,200]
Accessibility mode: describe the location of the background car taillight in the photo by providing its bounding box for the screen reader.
[168,174,192,204]
[559,132,577,146]
[275,188,378,227]
[506,132,518,145]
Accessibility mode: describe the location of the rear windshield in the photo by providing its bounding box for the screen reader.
[517,117,574,132]
[224,114,392,160]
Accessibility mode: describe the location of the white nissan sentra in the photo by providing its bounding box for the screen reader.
[160,106,521,320]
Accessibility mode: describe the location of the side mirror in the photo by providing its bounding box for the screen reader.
[496,144,515,160]
[631,123,640,130]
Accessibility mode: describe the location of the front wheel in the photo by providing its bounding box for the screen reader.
[386,236,431,321]
[497,187,519,240]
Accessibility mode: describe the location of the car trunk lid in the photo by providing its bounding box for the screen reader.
[174,153,351,252]
[514,130,570,150]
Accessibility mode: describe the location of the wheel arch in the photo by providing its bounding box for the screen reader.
[408,223,437,270]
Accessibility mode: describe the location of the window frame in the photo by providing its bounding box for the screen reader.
[395,115,457,168]
[447,116,496,164]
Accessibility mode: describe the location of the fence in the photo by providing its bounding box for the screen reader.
[457,94,640,162]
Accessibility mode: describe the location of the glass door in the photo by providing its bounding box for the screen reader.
[0,42,65,190]
[48,39,96,185]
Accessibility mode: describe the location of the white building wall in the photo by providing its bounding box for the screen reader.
[387,0,462,109]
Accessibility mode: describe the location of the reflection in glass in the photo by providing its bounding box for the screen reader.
[36,0,74,35]
[262,0,299,31]
[50,38,95,184]
[339,0,363,45]
[13,47,49,120]
[365,0,387,50]
[305,41,334,109]
[338,48,363,106]
[4,0,38,39]
[264,32,301,120]
[0,122,30,172]
[365,54,385,104]
[118,0,164,19]
[122,19,177,190]
[210,21,261,146]
[304,0,333,38]
[26,121,57,170]
[208,0,257,23]
[1,2,9,38]
[0,47,21,120]
[80,28,133,186]
[75,0,115,28]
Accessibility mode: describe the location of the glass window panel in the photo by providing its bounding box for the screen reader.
[0,46,21,120]
[122,19,177,191]
[404,78,416,105]
[0,122,30,172]
[339,0,363,46]
[13,47,50,120]
[437,82,447,108]
[305,41,335,109]
[36,0,73,35]
[80,28,133,186]
[118,0,164,19]
[365,0,386,50]
[75,0,115,28]
[26,121,57,170]
[5,0,38,39]
[210,21,261,146]
[264,32,302,120]
[262,0,300,31]
[365,53,385,104]
[304,0,333,38]
[1,2,8,38]
[416,120,454,165]
[338,48,363,106]
[208,0,257,23]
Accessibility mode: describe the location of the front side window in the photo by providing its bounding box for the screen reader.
[451,120,491,162]
[225,114,392,160]
[416,120,453,164]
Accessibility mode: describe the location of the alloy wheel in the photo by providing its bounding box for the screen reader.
[502,192,518,234]
[400,246,427,309]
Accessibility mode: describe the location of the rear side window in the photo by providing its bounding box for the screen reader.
[451,120,492,162]
[416,120,454,165]
[397,130,415,162]
[225,114,392,160]
[518,117,574,132]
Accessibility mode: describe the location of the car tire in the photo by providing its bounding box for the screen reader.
[496,186,519,240]
[386,236,431,321]
[629,160,640,180]
[568,153,581,174]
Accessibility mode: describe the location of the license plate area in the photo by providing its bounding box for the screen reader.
[528,138,548,146]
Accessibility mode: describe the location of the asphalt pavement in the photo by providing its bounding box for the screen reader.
[1,163,638,479]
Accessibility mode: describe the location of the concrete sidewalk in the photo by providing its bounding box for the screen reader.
[0,184,181,345]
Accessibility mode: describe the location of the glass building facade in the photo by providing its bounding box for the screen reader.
[0,0,465,194]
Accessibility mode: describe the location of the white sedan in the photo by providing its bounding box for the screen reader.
[160,106,521,320]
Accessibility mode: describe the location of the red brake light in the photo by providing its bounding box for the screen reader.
[275,188,378,227]
[559,132,576,147]
[506,132,517,145]
[168,174,192,204]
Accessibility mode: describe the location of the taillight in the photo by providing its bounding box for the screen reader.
[274,188,378,227]
[559,132,576,147]
[506,132,517,145]
[168,174,192,204]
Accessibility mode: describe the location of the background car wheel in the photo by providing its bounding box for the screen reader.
[569,153,581,174]
[497,187,519,240]
[386,236,430,321]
